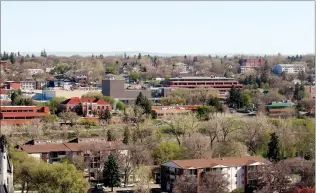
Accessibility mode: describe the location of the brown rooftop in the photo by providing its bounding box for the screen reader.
[168,156,269,169]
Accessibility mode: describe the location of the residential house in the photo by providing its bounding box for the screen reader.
[161,156,270,193]
[273,64,306,74]
[18,137,128,180]
[0,136,14,193]
[0,106,50,125]
[27,68,44,75]
[2,81,21,90]
[266,101,295,118]
[60,97,112,117]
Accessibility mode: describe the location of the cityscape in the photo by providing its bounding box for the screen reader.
[0,1,315,193]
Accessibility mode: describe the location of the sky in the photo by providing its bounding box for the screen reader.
[1,1,315,56]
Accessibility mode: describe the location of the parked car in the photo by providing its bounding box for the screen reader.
[120,183,135,187]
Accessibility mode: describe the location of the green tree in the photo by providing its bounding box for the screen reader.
[107,129,114,141]
[9,52,16,64]
[267,132,281,162]
[116,101,125,111]
[138,53,142,60]
[152,142,185,164]
[103,153,121,192]
[103,106,112,123]
[40,49,47,57]
[123,127,130,145]
[31,54,35,58]
[49,97,66,115]
[298,71,306,82]
[135,92,152,115]
[197,106,216,121]
[240,92,252,108]
[294,83,305,101]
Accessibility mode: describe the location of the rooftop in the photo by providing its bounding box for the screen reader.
[162,156,270,169]
[169,76,235,80]
[266,102,294,108]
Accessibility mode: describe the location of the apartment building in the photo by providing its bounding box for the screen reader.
[168,76,243,97]
[0,136,14,193]
[60,97,112,117]
[0,106,50,124]
[18,137,128,179]
[161,156,269,193]
[273,64,306,74]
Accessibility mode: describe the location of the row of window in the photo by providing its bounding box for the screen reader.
[1,110,34,112]
[2,116,41,119]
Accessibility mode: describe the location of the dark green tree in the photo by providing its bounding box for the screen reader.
[26,54,30,58]
[99,54,104,59]
[103,153,120,192]
[267,132,281,162]
[135,92,152,115]
[124,52,127,59]
[107,129,114,141]
[298,71,306,82]
[103,106,112,123]
[17,51,21,56]
[123,127,130,145]
[31,54,35,58]
[138,53,142,60]
[184,55,187,59]
[9,52,16,64]
[10,92,19,104]
[293,83,305,101]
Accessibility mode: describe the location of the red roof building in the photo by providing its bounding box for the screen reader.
[0,106,50,124]
[60,97,112,117]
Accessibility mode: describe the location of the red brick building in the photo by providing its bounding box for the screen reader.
[0,106,50,124]
[60,97,112,117]
[239,58,264,73]
[2,81,21,90]
[168,76,243,97]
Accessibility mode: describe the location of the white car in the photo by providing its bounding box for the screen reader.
[120,183,135,187]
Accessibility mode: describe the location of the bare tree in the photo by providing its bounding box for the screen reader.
[182,133,211,159]
[163,113,199,146]
[199,119,220,150]
[172,175,197,193]
[199,171,230,193]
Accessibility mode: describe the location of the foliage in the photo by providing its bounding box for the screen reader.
[103,153,121,192]
[231,188,244,193]
[293,83,305,101]
[123,127,130,145]
[58,112,79,125]
[41,114,58,123]
[80,119,98,127]
[267,132,281,162]
[135,92,152,115]
[197,105,216,121]
[116,101,126,111]
[9,148,88,193]
[152,141,186,164]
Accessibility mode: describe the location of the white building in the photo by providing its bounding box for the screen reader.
[27,68,44,75]
[21,81,36,91]
[273,64,306,74]
[0,136,14,193]
[161,156,270,192]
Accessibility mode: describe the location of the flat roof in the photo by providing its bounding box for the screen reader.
[170,76,234,80]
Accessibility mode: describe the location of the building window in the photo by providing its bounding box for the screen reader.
[97,106,100,109]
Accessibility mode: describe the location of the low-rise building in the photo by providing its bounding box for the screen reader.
[27,68,44,75]
[161,156,269,193]
[60,97,112,117]
[273,64,306,74]
[18,137,128,180]
[0,106,50,124]
[266,101,295,118]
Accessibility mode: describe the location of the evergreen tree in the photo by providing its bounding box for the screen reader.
[26,54,30,58]
[184,55,187,59]
[123,127,130,145]
[9,52,16,64]
[104,106,112,123]
[103,153,120,192]
[99,54,104,59]
[135,92,152,115]
[31,54,35,58]
[138,53,142,60]
[298,71,306,82]
[107,129,114,141]
[10,92,18,104]
[267,132,281,162]
[17,51,21,56]
[124,52,127,59]
[229,85,238,106]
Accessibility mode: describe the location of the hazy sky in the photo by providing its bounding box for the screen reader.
[1,1,314,55]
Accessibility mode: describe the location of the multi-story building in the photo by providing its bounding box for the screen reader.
[18,137,128,179]
[266,101,295,118]
[102,74,165,104]
[0,106,50,124]
[161,156,269,193]
[273,64,306,74]
[0,136,14,193]
[20,81,36,90]
[60,97,112,117]
[238,58,264,73]
[168,76,243,97]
